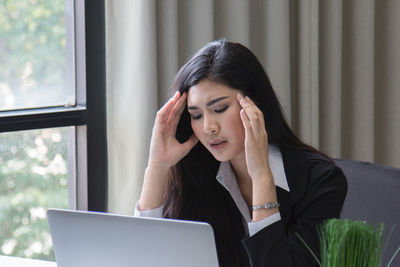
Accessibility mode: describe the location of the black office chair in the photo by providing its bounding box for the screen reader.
[334,158,400,266]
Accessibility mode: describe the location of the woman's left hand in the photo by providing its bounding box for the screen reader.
[237,94,272,181]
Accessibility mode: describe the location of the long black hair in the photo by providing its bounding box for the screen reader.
[162,40,318,267]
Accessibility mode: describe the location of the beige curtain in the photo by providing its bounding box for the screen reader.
[106,0,400,214]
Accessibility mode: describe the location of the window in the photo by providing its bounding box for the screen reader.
[0,0,107,261]
[0,0,74,111]
[0,127,73,259]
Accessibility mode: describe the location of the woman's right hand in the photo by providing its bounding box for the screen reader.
[139,91,197,211]
[147,91,198,171]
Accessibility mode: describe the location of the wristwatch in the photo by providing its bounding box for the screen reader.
[252,201,280,211]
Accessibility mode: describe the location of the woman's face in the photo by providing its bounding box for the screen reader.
[187,80,245,162]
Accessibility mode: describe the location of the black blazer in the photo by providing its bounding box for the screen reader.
[240,149,348,267]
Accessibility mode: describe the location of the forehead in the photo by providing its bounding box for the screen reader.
[187,80,238,105]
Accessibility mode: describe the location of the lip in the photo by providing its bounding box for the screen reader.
[210,140,227,150]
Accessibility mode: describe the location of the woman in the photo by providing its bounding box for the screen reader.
[135,40,347,267]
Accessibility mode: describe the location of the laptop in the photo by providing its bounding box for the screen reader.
[47,209,219,267]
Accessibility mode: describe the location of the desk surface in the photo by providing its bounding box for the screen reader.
[0,255,57,266]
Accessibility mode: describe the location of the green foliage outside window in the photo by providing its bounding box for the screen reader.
[0,128,70,261]
[0,0,70,261]
[0,0,68,110]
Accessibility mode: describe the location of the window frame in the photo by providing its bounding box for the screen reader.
[84,0,108,212]
[0,0,107,212]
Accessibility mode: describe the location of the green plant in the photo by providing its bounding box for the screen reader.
[0,128,70,260]
[296,219,400,267]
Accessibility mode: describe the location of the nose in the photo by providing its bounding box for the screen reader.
[203,114,219,136]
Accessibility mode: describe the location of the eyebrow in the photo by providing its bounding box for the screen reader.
[187,96,229,110]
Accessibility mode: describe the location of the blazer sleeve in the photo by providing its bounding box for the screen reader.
[241,158,347,267]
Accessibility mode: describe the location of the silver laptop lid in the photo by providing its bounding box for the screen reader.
[47,209,219,267]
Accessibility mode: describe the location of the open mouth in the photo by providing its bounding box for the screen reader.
[210,140,227,150]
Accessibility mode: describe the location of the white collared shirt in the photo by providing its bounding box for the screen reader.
[135,144,290,237]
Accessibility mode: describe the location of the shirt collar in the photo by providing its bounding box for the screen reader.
[216,144,290,192]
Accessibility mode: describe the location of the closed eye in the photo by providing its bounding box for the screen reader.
[190,106,229,120]
[192,114,202,120]
[215,106,228,113]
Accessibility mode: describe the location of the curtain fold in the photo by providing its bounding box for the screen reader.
[106,0,159,213]
[106,0,400,214]
[373,0,400,166]
[341,0,376,161]
[319,0,343,157]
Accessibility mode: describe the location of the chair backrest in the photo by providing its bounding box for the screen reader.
[334,158,400,266]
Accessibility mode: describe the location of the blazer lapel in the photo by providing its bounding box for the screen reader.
[277,149,309,227]
[276,186,291,227]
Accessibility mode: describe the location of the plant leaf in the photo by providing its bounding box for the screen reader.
[387,246,400,267]
[383,224,396,257]
[295,232,322,267]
